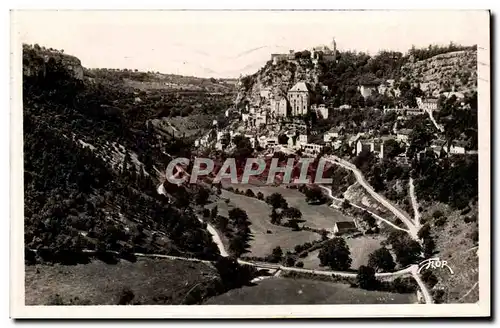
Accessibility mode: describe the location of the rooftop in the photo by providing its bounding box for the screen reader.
[289,81,310,93]
[397,128,413,135]
[335,221,357,229]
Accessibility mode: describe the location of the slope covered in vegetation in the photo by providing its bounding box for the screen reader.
[23,44,232,264]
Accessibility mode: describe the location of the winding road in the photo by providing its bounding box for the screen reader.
[155,153,432,304]
[324,155,419,240]
[318,185,410,233]
[321,155,432,303]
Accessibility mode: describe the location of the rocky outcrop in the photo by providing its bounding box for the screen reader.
[401,50,477,96]
[23,44,84,81]
[236,58,321,106]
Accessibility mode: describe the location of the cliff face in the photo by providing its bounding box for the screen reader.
[236,59,321,106]
[401,50,477,96]
[23,45,84,81]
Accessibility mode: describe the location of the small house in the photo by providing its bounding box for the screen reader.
[333,221,358,234]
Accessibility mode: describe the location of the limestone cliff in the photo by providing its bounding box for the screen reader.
[23,44,84,81]
[401,50,477,96]
[236,58,322,107]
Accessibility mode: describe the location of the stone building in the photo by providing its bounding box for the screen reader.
[287,82,311,116]
[270,96,289,117]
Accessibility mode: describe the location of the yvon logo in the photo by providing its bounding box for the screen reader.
[417,257,455,275]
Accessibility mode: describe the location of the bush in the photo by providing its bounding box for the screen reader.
[434,216,447,227]
[295,261,304,268]
[432,210,444,219]
[357,265,378,290]
[285,257,295,267]
[432,289,445,304]
[118,287,135,305]
[294,245,304,253]
[202,208,210,218]
[464,215,477,224]
[421,270,438,289]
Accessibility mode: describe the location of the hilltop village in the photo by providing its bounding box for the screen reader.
[195,40,476,161]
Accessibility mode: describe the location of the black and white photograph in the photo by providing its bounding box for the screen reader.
[10,9,490,318]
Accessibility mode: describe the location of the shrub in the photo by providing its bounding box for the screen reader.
[294,245,304,253]
[295,261,304,268]
[118,287,135,305]
[434,216,447,227]
[464,214,477,224]
[432,210,444,219]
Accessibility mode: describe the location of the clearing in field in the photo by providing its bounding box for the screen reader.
[226,184,355,231]
[215,190,319,257]
[204,277,415,305]
[301,235,383,270]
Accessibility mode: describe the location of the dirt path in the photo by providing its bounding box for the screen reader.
[325,155,418,240]
[409,178,421,229]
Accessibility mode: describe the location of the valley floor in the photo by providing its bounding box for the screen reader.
[204,277,416,305]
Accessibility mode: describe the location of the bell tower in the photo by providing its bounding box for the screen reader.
[332,37,337,62]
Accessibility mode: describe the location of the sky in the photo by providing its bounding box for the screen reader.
[12,10,488,78]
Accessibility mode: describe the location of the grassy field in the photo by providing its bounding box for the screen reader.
[25,258,219,305]
[301,236,383,270]
[215,190,319,257]
[226,184,355,231]
[204,277,415,305]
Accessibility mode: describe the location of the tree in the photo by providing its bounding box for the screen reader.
[368,247,396,272]
[214,257,254,290]
[417,223,431,240]
[210,206,218,219]
[228,207,249,227]
[269,208,282,225]
[305,187,326,204]
[423,237,435,257]
[318,237,352,271]
[384,139,404,159]
[421,270,438,289]
[283,207,303,230]
[269,246,283,263]
[388,231,422,267]
[257,192,264,200]
[407,124,433,159]
[283,207,302,220]
[362,211,376,228]
[245,189,255,198]
[265,192,288,209]
[357,265,378,290]
[278,134,289,145]
[231,135,253,160]
[195,187,210,205]
[228,233,247,257]
[341,199,351,210]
